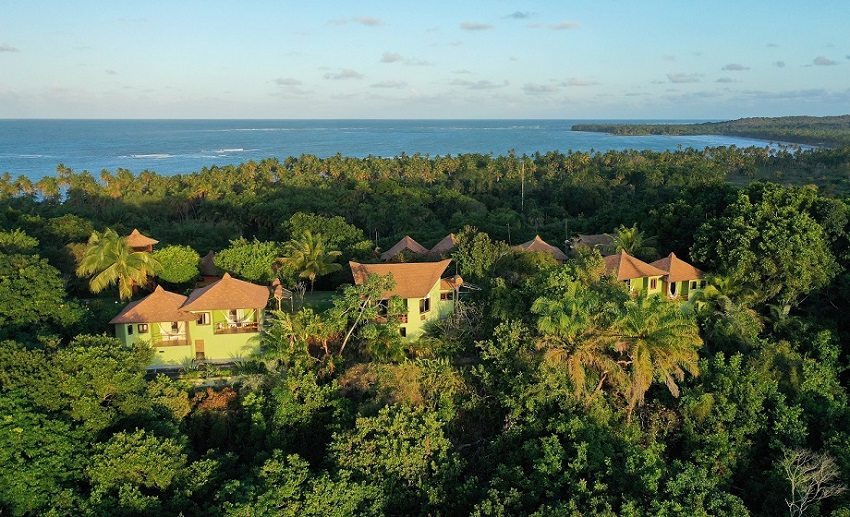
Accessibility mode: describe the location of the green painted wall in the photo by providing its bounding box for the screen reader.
[625,275,664,296]
[398,282,456,341]
[113,308,264,368]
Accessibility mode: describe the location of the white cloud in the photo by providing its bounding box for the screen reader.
[528,21,579,30]
[380,52,403,63]
[666,73,703,83]
[722,63,749,71]
[460,22,493,31]
[371,80,408,89]
[505,11,533,19]
[0,44,19,52]
[275,78,302,86]
[774,60,786,68]
[813,56,838,66]
[451,79,508,90]
[323,69,364,80]
[331,16,384,26]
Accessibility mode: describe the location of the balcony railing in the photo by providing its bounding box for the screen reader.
[153,335,189,347]
[214,321,260,335]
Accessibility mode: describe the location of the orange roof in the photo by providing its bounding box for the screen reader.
[109,286,195,324]
[429,233,458,256]
[126,229,158,248]
[604,251,666,280]
[440,274,464,290]
[181,273,270,311]
[650,252,704,282]
[350,259,452,299]
[380,236,429,261]
[514,235,567,261]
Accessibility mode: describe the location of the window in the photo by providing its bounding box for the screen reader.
[197,312,211,325]
[399,327,407,337]
[127,324,133,335]
[440,291,454,301]
[138,323,149,334]
[650,278,658,289]
[377,299,389,316]
[419,297,431,314]
[699,281,707,289]
[690,281,697,289]
[171,321,180,332]
[229,309,238,322]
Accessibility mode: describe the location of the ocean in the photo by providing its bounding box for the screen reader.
[0,119,783,180]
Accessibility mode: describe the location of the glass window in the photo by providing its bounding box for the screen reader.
[197,312,211,325]
[171,321,179,332]
[138,323,149,334]
[377,299,389,316]
[419,297,431,313]
[690,281,697,289]
[650,278,657,289]
[127,324,133,335]
[399,327,407,337]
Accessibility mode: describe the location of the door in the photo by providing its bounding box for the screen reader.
[195,339,205,361]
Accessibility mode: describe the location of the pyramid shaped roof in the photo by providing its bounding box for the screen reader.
[429,233,458,256]
[380,235,429,261]
[514,235,567,261]
[126,229,158,248]
[350,259,452,299]
[650,252,704,282]
[109,286,195,324]
[181,273,270,311]
[604,250,666,281]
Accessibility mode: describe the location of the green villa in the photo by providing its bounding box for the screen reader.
[349,259,462,340]
[650,252,706,301]
[110,273,270,368]
[604,250,668,296]
[605,250,706,300]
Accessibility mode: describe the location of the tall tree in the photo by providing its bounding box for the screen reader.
[612,224,658,260]
[279,230,342,292]
[609,295,702,417]
[76,228,161,300]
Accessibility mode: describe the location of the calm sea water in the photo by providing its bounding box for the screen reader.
[0,119,781,180]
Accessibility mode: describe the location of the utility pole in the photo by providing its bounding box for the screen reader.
[520,161,525,213]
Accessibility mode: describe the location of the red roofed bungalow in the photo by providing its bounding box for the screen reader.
[126,229,159,252]
[514,235,567,261]
[604,250,667,296]
[380,235,429,262]
[650,252,706,300]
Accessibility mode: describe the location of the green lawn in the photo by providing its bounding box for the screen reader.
[292,290,337,312]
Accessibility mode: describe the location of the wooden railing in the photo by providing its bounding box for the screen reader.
[214,321,260,335]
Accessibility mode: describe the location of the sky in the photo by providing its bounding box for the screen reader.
[1,1,849,119]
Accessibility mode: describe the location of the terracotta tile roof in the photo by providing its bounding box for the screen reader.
[440,274,464,290]
[109,286,195,324]
[604,251,666,280]
[380,236,429,261]
[514,235,567,261]
[429,233,458,256]
[199,251,221,277]
[126,229,159,248]
[650,252,704,282]
[181,273,270,311]
[350,259,452,299]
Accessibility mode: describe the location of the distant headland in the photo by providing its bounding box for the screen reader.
[572,115,850,148]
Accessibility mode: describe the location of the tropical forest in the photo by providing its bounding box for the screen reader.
[2,143,850,516]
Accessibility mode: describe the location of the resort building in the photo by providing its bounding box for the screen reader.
[349,259,462,340]
[380,235,429,262]
[126,228,158,252]
[514,235,567,261]
[110,273,270,368]
[428,233,458,258]
[650,252,706,301]
[603,250,667,296]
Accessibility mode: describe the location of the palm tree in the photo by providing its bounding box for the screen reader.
[608,295,702,418]
[76,228,161,300]
[279,230,342,292]
[612,224,657,260]
[690,274,763,346]
[531,282,626,399]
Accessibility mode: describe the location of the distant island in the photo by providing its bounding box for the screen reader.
[572,114,850,147]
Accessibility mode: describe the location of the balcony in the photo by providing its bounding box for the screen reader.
[153,335,189,347]
[214,321,260,335]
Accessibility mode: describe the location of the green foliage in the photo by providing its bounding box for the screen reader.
[152,244,200,284]
[0,228,39,254]
[285,212,373,258]
[76,228,162,300]
[330,405,462,513]
[279,230,343,291]
[452,226,511,283]
[215,237,281,283]
[692,183,839,306]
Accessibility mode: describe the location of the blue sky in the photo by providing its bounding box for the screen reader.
[1,1,848,118]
